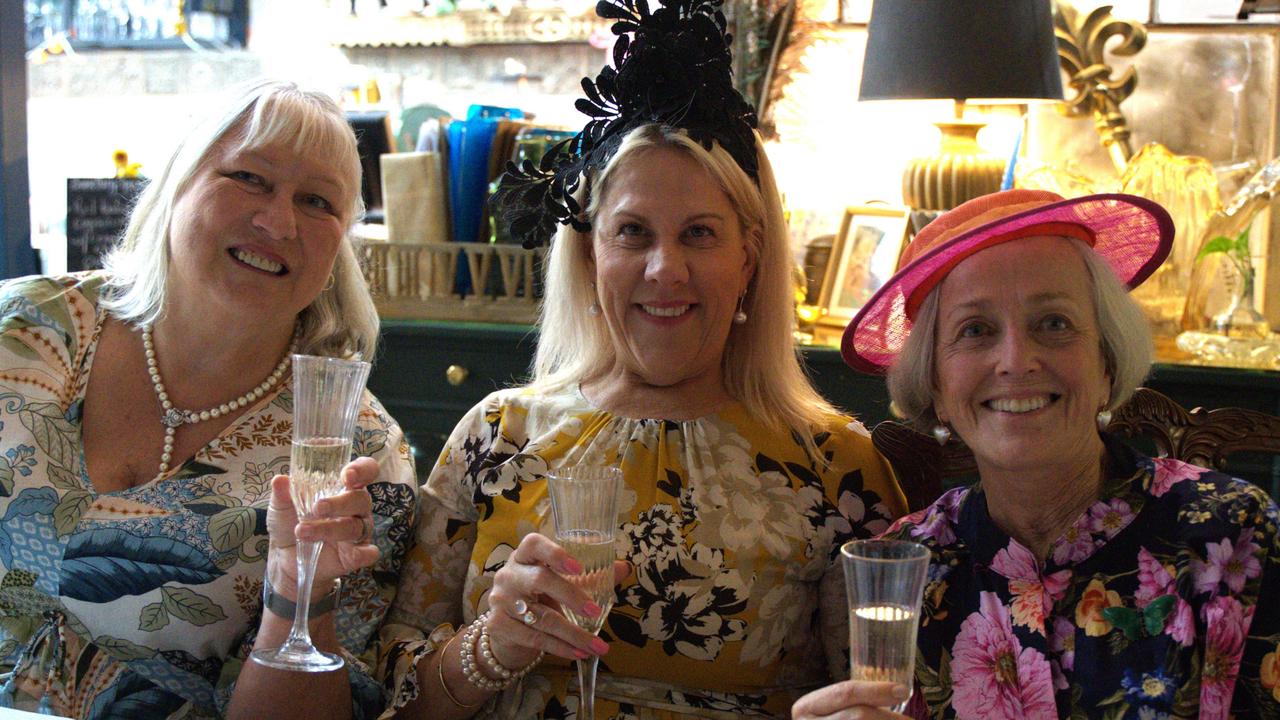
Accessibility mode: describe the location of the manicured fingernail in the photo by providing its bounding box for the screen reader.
[892,684,911,700]
[590,638,609,655]
[583,601,602,617]
[574,649,589,660]
[561,558,583,574]
[314,501,331,517]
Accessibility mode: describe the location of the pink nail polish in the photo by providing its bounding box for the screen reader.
[583,601,602,617]
[590,637,608,655]
[574,649,590,660]
[562,558,583,574]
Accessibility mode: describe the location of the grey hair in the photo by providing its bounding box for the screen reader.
[100,78,378,359]
[887,237,1152,430]
[532,124,838,442]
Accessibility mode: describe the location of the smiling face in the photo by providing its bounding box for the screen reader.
[166,135,354,328]
[589,146,756,391]
[931,237,1112,475]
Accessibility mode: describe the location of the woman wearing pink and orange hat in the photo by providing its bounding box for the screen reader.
[794,189,1280,719]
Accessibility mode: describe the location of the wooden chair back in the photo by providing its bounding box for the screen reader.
[871,387,1280,512]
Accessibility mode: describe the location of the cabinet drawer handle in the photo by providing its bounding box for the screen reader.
[445,365,469,386]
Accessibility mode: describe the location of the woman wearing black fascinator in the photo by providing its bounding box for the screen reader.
[375,0,906,717]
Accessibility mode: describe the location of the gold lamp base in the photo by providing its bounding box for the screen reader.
[902,121,1005,211]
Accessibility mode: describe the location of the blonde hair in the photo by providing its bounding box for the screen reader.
[532,124,837,441]
[101,78,378,359]
[887,238,1152,429]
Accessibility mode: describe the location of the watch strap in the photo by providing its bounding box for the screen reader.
[262,575,340,620]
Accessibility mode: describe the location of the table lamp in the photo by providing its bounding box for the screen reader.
[859,0,1064,211]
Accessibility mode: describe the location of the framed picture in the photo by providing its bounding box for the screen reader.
[817,204,910,328]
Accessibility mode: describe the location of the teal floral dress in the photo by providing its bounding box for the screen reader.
[883,434,1280,719]
[0,273,418,718]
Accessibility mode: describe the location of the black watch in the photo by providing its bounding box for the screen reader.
[262,575,340,620]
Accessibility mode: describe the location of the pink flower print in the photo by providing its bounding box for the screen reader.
[1195,529,1263,595]
[1052,517,1097,565]
[1199,595,1254,720]
[1049,616,1075,671]
[1167,595,1196,647]
[908,505,955,546]
[951,592,1058,720]
[1087,497,1134,540]
[991,540,1039,580]
[1224,528,1263,593]
[1148,457,1204,497]
[991,542,1069,635]
[1135,547,1175,606]
[897,487,966,545]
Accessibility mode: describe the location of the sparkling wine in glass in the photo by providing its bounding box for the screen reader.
[841,539,930,712]
[546,466,622,720]
[251,354,370,673]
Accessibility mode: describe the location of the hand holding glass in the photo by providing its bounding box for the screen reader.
[546,466,622,720]
[840,539,930,712]
[251,354,371,672]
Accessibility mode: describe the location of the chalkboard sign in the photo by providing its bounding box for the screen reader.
[66,178,147,272]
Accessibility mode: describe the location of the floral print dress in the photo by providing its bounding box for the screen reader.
[882,433,1280,719]
[377,384,905,718]
[0,273,418,718]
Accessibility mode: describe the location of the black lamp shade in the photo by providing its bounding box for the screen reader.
[859,0,1064,102]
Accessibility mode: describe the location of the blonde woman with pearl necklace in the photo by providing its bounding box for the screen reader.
[0,80,416,719]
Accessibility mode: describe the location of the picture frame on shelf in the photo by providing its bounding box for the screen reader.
[817,204,910,329]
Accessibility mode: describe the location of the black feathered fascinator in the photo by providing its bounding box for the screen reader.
[491,0,759,248]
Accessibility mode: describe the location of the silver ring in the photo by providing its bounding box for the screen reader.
[513,598,529,615]
[357,515,373,544]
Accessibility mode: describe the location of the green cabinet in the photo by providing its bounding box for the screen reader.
[371,320,1280,494]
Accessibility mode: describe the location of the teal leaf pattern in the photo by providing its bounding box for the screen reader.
[46,463,79,491]
[207,507,255,552]
[0,273,418,719]
[160,586,226,627]
[95,635,158,661]
[17,402,77,470]
[138,602,169,632]
[61,529,222,602]
[53,488,91,536]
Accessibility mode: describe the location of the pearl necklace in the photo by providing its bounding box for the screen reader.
[142,326,297,479]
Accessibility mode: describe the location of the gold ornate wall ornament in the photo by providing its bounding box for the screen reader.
[1054,2,1147,173]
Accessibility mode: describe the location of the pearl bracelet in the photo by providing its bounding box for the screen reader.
[459,611,543,692]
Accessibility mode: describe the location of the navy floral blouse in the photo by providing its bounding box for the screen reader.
[880,434,1280,719]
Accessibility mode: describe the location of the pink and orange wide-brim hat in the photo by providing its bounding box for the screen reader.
[840,188,1175,374]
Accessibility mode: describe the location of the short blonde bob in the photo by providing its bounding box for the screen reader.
[886,238,1153,431]
[101,78,378,360]
[532,124,838,441]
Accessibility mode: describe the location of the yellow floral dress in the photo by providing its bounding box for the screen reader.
[379,384,905,718]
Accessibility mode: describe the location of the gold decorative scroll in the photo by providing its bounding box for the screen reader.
[1054,3,1147,173]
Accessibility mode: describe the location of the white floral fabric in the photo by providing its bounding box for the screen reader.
[378,384,905,718]
[0,273,418,719]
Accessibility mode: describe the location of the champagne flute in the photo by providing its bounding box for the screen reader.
[840,539,931,712]
[251,354,371,672]
[546,465,622,720]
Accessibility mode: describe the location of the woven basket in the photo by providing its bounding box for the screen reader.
[357,240,544,323]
